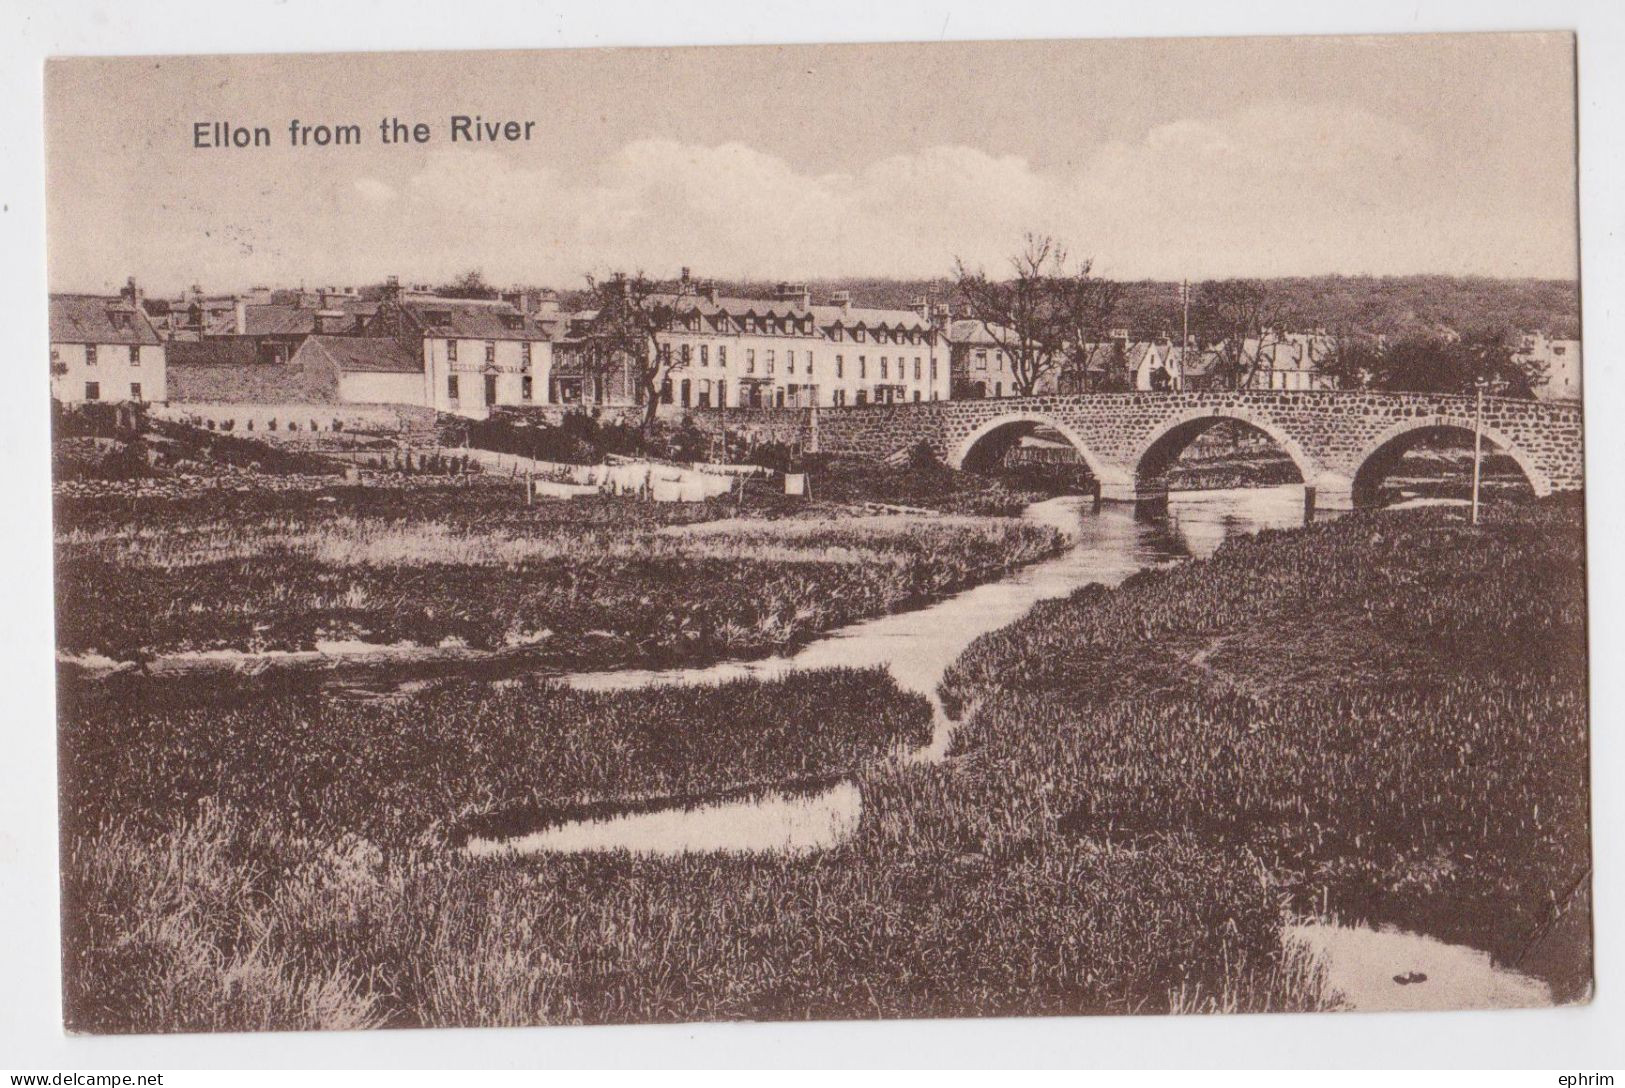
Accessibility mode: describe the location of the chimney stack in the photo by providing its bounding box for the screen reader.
[830,290,851,316]
[233,296,248,335]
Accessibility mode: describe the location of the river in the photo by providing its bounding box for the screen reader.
[460,480,1550,1011]
[472,483,1317,849]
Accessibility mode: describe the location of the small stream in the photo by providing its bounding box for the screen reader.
[482,484,1318,854]
[460,481,1546,1009]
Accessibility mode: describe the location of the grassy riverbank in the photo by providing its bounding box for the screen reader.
[59,494,1586,1033]
[941,497,1590,999]
[55,482,1065,669]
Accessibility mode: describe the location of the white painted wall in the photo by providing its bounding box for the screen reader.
[422,336,554,417]
[50,342,166,403]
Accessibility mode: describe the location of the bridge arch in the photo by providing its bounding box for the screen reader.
[948,412,1129,490]
[1132,406,1321,500]
[1349,414,1550,508]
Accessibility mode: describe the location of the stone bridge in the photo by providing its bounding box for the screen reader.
[809,391,1584,510]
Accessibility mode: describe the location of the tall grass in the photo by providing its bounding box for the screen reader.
[56,485,1065,665]
[939,498,1590,998]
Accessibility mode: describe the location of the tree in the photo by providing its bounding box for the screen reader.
[1366,329,1545,397]
[1191,279,1288,390]
[954,233,1071,397]
[438,268,499,300]
[582,272,683,431]
[1053,260,1123,393]
[1317,325,1384,390]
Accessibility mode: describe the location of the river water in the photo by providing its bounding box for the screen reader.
[462,481,1550,1010]
[468,483,1316,852]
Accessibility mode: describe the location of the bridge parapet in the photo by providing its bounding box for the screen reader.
[812,391,1583,511]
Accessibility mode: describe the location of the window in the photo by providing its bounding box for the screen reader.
[746,349,756,374]
[521,342,532,370]
[765,350,775,374]
[913,390,921,402]
[1554,345,1567,355]
[975,350,988,370]
[718,346,727,368]
[130,382,142,400]
[484,341,496,364]
[856,389,867,405]
[680,343,692,365]
[660,344,673,366]
[447,340,458,362]
[130,345,141,366]
[994,382,1002,397]
[787,352,794,375]
[880,357,888,379]
[698,378,712,407]
[930,359,938,380]
[84,381,99,401]
[700,344,709,367]
[914,358,922,380]
[716,380,727,406]
[661,379,673,404]
[447,375,459,401]
[835,355,844,378]
[859,356,867,379]
[521,375,534,401]
[805,351,813,374]
[86,344,97,366]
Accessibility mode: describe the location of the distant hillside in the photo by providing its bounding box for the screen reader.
[552,274,1580,340]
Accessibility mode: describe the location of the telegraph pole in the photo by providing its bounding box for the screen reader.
[1471,377,1486,526]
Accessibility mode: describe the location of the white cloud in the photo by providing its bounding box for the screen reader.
[327,100,1572,286]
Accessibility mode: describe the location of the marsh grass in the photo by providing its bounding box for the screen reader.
[56,485,1066,665]
[939,498,1591,998]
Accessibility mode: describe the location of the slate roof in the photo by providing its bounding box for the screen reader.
[168,339,261,367]
[204,300,377,337]
[398,299,551,341]
[651,292,933,334]
[297,335,422,374]
[50,295,163,346]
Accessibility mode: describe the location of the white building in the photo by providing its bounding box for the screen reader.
[49,282,167,404]
[1514,331,1582,401]
[362,284,561,417]
[641,280,950,409]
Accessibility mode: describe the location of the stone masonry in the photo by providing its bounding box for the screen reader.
[809,391,1584,510]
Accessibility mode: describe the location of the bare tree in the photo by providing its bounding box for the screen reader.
[1053,259,1123,393]
[954,234,1071,397]
[1191,279,1287,390]
[583,272,682,431]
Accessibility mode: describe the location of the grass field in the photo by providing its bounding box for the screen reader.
[55,487,1588,1032]
[55,482,1065,668]
[940,497,1590,999]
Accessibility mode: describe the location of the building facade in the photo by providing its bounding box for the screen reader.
[1515,331,1582,401]
[49,281,167,404]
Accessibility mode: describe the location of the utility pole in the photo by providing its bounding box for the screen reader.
[1471,377,1486,526]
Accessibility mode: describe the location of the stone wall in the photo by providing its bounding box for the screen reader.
[812,391,1584,508]
[152,401,438,440]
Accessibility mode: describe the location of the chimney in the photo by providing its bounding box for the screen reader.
[830,290,851,316]
[679,267,692,292]
[121,276,142,304]
[234,296,248,335]
[776,282,810,309]
[700,280,719,305]
[912,295,931,323]
[315,309,347,334]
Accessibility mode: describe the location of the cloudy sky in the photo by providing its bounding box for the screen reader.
[46,33,1577,295]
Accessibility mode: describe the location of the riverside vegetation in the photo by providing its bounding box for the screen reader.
[59,494,1589,1031]
[55,478,1065,669]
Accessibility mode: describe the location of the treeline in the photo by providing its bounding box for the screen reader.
[555,274,1577,340]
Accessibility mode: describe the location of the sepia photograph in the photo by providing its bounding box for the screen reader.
[39,26,1592,1042]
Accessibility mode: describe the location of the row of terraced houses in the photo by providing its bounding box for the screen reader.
[49,274,1584,425]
